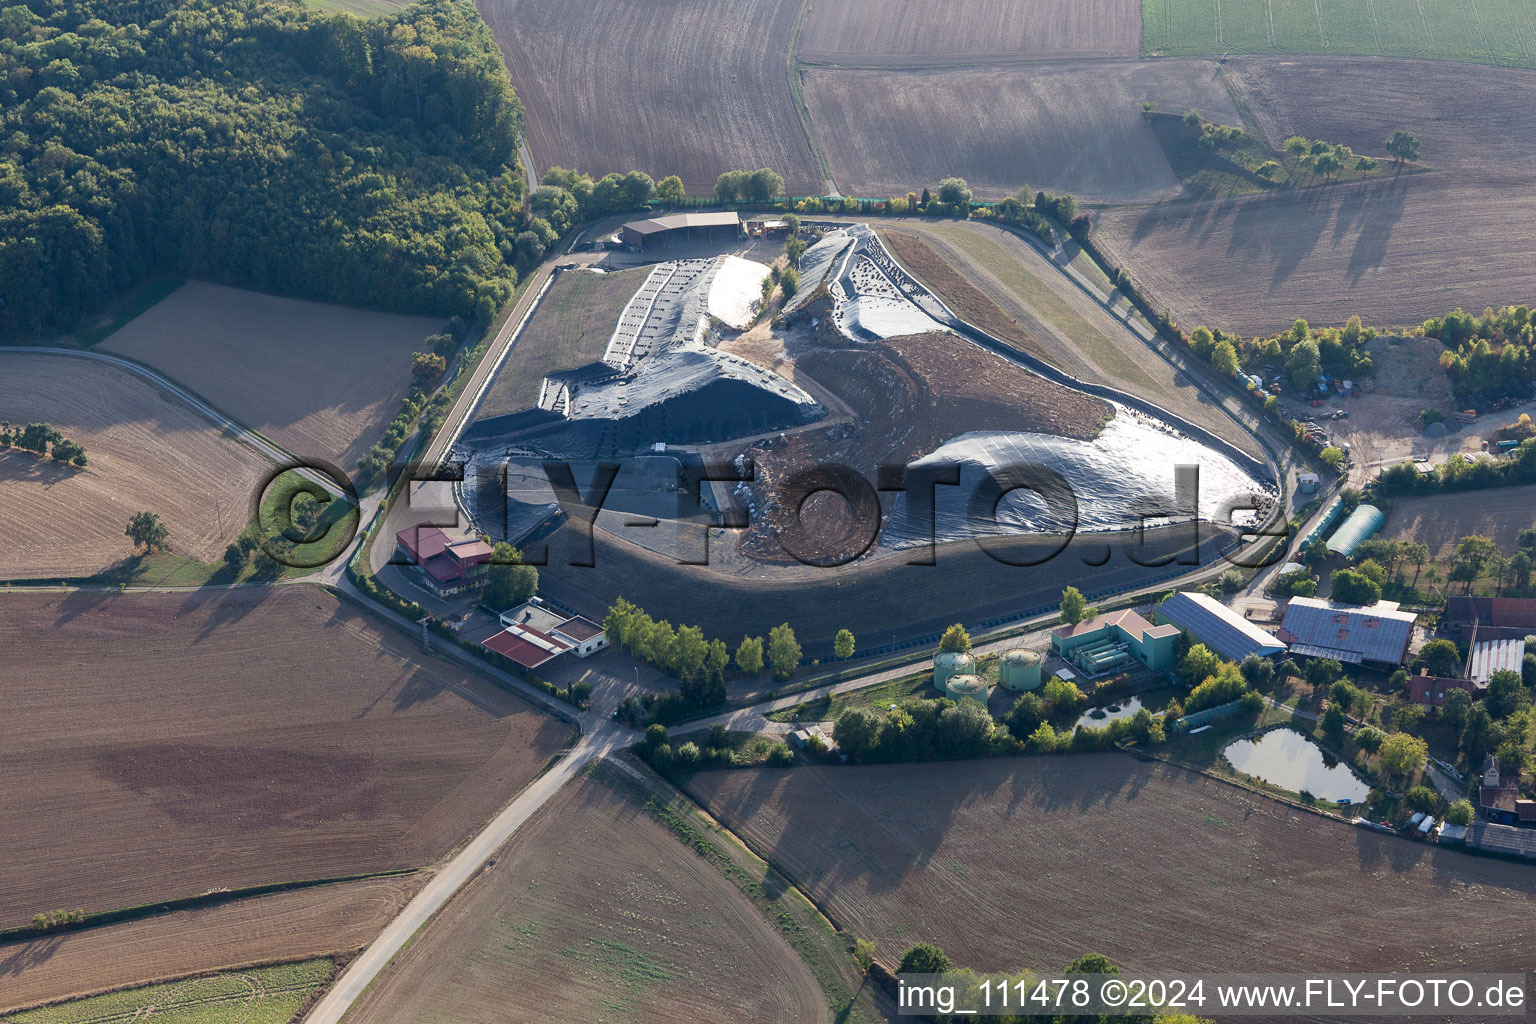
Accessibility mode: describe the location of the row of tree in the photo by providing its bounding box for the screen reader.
[0,420,86,466]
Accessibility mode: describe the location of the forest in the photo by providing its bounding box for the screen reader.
[0,0,525,338]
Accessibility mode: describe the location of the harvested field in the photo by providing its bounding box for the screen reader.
[0,352,271,579]
[100,281,443,471]
[1379,485,1536,557]
[799,0,1139,63]
[0,875,422,1015]
[879,220,1258,456]
[1093,174,1536,335]
[689,756,1536,977]
[804,60,1238,201]
[347,768,827,1024]
[1144,0,1536,67]
[1227,57,1536,177]
[0,586,568,930]
[476,267,646,419]
[478,0,821,195]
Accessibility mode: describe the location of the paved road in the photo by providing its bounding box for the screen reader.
[300,723,625,1024]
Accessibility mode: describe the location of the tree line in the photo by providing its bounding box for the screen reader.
[0,420,86,466]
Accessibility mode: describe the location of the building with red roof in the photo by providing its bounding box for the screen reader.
[1405,671,1482,708]
[394,526,494,596]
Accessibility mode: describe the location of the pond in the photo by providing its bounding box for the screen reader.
[1221,728,1370,803]
[1076,695,1144,729]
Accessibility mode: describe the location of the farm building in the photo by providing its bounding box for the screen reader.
[1297,472,1320,494]
[789,724,835,752]
[394,525,494,597]
[1406,672,1481,708]
[1276,597,1416,666]
[1468,637,1526,685]
[1153,591,1287,663]
[621,212,742,251]
[1477,757,1535,827]
[1468,820,1536,858]
[1325,503,1384,557]
[482,599,608,670]
[1445,596,1536,641]
[1051,609,1180,676]
[1297,496,1343,551]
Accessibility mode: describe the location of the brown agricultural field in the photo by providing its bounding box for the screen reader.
[1093,174,1536,335]
[1379,485,1536,558]
[0,353,271,579]
[0,874,422,1014]
[476,266,646,420]
[346,768,827,1024]
[100,281,443,472]
[689,756,1536,977]
[879,220,1259,457]
[0,586,569,930]
[799,0,1139,64]
[804,60,1239,201]
[477,0,821,195]
[1227,57,1536,178]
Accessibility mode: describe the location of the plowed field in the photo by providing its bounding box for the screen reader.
[689,756,1536,976]
[0,586,568,930]
[799,0,1140,63]
[346,769,827,1024]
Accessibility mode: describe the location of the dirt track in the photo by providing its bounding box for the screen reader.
[806,59,1237,201]
[799,0,1139,63]
[1094,173,1536,335]
[0,586,568,930]
[0,352,271,578]
[0,875,423,1015]
[478,0,821,194]
[689,755,1536,979]
[346,769,826,1024]
[101,281,441,471]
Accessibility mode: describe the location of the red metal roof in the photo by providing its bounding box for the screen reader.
[447,539,493,565]
[482,629,558,669]
[422,552,465,586]
[396,525,450,563]
[513,622,572,651]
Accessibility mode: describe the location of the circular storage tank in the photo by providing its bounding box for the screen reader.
[944,673,992,705]
[933,650,977,692]
[999,648,1043,692]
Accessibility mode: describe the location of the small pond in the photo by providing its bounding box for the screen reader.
[1076,695,1145,729]
[1221,728,1370,803]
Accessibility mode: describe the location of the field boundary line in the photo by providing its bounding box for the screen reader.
[1266,0,1275,46]
[785,0,836,192]
[1313,0,1328,48]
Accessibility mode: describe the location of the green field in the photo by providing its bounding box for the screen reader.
[304,0,414,16]
[1143,0,1536,66]
[2,960,334,1024]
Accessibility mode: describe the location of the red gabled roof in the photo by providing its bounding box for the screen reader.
[396,525,450,563]
[1518,800,1536,823]
[447,539,493,566]
[1482,784,1519,813]
[482,629,558,669]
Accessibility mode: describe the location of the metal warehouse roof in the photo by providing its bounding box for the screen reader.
[1278,597,1415,665]
[1156,591,1287,662]
[1325,503,1385,557]
[1469,637,1526,684]
[623,211,741,235]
